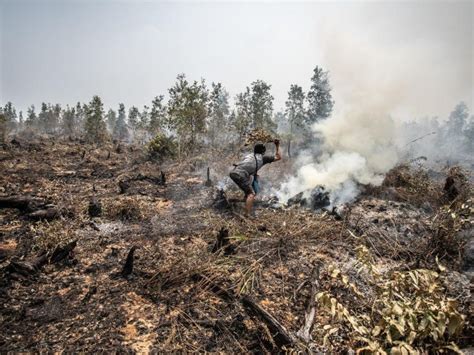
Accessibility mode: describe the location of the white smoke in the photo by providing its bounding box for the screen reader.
[278,3,472,205]
[279,106,399,204]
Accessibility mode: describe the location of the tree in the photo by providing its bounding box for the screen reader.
[0,113,6,144]
[249,80,275,131]
[149,95,167,136]
[75,102,85,134]
[207,82,230,147]
[38,103,49,133]
[3,102,17,132]
[464,115,474,153]
[18,111,24,130]
[113,103,129,141]
[128,106,140,132]
[446,102,468,136]
[84,95,107,143]
[62,105,76,136]
[284,84,306,157]
[233,91,252,144]
[307,66,334,123]
[232,80,275,143]
[106,109,117,133]
[136,105,150,144]
[168,73,209,153]
[26,105,37,128]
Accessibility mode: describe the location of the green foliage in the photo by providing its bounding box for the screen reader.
[168,73,209,152]
[233,80,275,144]
[0,113,6,144]
[149,95,167,136]
[207,82,230,147]
[113,103,129,141]
[62,105,76,136]
[307,66,334,123]
[3,102,17,132]
[147,133,177,160]
[317,246,466,353]
[26,105,37,128]
[128,106,140,131]
[84,95,107,143]
[106,108,117,133]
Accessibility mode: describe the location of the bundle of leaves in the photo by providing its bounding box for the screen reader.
[147,133,177,161]
[316,245,466,353]
[244,128,277,146]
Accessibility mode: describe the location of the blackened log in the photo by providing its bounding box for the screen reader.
[28,208,60,221]
[241,295,296,349]
[0,196,36,212]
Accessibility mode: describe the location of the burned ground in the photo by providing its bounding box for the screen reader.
[0,138,472,353]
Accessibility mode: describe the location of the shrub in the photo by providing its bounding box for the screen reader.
[147,133,176,161]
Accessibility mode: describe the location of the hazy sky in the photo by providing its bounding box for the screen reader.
[1,0,472,120]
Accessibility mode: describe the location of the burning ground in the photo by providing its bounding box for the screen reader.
[0,138,473,353]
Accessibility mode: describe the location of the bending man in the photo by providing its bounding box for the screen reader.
[229,139,281,217]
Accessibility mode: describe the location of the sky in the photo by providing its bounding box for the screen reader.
[1,0,473,120]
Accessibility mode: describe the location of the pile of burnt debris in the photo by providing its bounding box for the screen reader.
[213,185,338,215]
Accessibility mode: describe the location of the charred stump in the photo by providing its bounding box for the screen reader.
[121,246,137,278]
[88,197,102,217]
[211,228,235,255]
[205,167,212,187]
[50,240,77,264]
[444,176,459,201]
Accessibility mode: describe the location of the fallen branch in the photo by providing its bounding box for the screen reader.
[241,295,296,349]
[296,264,320,342]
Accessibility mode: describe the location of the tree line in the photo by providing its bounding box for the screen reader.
[0,66,334,155]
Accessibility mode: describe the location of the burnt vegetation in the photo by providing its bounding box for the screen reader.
[0,72,473,353]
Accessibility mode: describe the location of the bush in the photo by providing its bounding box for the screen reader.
[147,133,176,161]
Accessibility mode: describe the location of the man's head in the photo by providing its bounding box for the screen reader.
[254,143,266,155]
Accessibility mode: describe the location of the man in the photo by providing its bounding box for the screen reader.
[229,139,281,217]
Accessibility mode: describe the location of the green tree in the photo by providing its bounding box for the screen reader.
[128,106,140,131]
[249,80,274,131]
[233,91,252,144]
[285,84,306,157]
[84,95,107,143]
[3,102,17,132]
[446,102,468,136]
[0,113,6,144]
[38,103,48,133]
[207,82,230,147]
[464,115,474,153]
[113,103,129,141]
[149,95,167,136]
[75,102,85,134]
[136,105,150,144]
[307,66,334,123]
[168,74,209,153]
[62,105,76,136]
[106,109,117,133]
[18,111,24,130]
[26,105,37,128]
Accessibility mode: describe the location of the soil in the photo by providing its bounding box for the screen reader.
[0,138,472,352]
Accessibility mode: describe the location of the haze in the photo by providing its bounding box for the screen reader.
[1,0,472,119]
